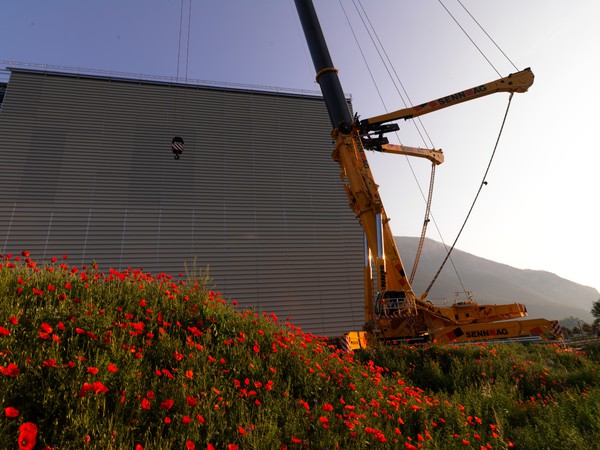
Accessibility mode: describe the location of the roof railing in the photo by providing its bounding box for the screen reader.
[0,60,349,99]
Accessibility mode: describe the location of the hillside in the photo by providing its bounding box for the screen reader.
[2,252,600,449]
[395,236,598,322]
[1,251,600,449]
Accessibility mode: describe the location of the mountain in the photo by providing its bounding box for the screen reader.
[395,236,598,322]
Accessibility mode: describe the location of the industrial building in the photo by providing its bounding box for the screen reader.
[0,65,365,336]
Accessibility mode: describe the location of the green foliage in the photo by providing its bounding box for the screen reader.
[1,251,600,449]
[592,298,600,325]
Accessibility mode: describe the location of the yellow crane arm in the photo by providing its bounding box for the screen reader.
[361,68,534,129]
[378,144,444,165]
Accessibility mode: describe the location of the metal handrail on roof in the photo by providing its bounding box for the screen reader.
[0,60,351,100]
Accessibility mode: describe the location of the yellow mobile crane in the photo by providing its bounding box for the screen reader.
[294,1,563,348]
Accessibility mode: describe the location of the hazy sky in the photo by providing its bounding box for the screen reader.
[2,0,599,295]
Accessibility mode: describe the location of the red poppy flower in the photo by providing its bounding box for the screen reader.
[186,441,195,450]
[18,422,38,450]
[160,399,174,411]
[5,406,19,418]
[93,381,109,394]
[78,382,93,397]
[108,363,118,373]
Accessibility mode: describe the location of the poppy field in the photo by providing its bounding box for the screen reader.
[1,251,599,449]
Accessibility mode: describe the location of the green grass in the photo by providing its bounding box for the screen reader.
[1,251,599,449]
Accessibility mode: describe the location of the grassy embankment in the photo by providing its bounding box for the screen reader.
[1,251,599,449]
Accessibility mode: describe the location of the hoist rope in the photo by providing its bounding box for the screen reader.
[172,0,192,135]
[409,163,435,284]
[172,0,185,136]
[339,1,520,292]
[424,93,514,295]
[437,0,502,77]
[349,0,443,279]
[454,0,519,72]
[182,0,192,125]
[342,0,439,280]
[175,0,185,81]
[337,0,388,113]
[353,0,434,149]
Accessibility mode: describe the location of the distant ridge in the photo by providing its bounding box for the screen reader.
[395,236,597,322]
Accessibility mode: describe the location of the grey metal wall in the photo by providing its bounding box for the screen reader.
[0,68,364,336]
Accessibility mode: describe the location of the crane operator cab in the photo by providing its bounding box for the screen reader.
[374,290,409,318]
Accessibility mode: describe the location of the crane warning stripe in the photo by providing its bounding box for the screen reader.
[552,321,562,335]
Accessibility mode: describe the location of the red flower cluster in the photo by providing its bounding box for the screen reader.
[3,251,588,449]
[0,363,19,376]
[18,422,38,450]
[78,381,109,397]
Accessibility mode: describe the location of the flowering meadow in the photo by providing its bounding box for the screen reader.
[1,251,599,449]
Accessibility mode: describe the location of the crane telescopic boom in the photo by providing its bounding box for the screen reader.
[360,68,534,132]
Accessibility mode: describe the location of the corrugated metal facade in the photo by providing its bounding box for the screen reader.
[0,68,365,336]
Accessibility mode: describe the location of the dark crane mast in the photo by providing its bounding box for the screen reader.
[295,0,414,333]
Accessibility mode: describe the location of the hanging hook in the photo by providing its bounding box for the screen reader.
[171,136,184,160]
